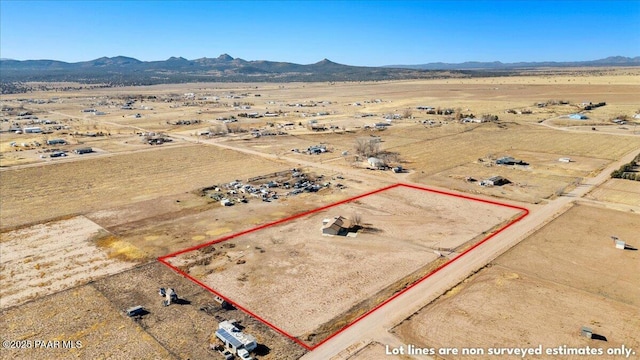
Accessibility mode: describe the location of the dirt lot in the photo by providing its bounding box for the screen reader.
[0,144,287,230]
[84,169,373,259]
[167,186,521,345]
[0,216,143,310]
[393,203,640,359]
[0,284,173,359]
[91,262,306,360]
[0,262,306,360]
[586,178,640,207]
[496,204,640,307]
[427,150,611,204]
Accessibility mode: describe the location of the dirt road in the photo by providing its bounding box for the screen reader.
[300,148,640,359]
[537,115,640,137]
[170,133,401,185]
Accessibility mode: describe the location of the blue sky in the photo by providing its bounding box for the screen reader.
[1,1,639,65]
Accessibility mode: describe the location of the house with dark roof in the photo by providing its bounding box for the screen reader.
[480,176,511,187]
[322,216,352,236]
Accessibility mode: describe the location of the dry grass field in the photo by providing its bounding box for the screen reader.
[426,150,612,203]
[168,186,521,344]
[495,204,640,307]
[391,124,640,177]
[393,203,640,359]
[586,178,640,207]
[213,120,640,204]
[0,144,287,230]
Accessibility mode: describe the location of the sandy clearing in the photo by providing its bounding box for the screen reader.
[0,216,142,309]
[496,203,640,307]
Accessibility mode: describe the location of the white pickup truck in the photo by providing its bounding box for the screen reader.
[237,348,253,360]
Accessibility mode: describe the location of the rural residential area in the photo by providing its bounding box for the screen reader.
[1,1,639,360]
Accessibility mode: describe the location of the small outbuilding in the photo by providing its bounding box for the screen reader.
[367,157,385,169]
[126,305,146,317]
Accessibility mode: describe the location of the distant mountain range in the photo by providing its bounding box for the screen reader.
[1,54,638,90]
[0,54,440,86]
[385,56,640,70]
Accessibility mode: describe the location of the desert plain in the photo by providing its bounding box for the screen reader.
[1,67,639,359]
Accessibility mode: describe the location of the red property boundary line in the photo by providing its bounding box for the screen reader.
[158,183,529,351]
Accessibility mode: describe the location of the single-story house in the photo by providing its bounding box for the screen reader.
[496,156,528,166]
[322,216,352,236]
[47,139,67,145]
[23,127,42,133]
[480,176,511,187]
[307,145,327,154]
[74,147,93,154]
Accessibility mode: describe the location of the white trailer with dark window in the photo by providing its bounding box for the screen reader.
[215,320,257,359]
